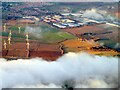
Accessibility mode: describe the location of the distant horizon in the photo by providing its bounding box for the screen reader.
[1,0,119,2]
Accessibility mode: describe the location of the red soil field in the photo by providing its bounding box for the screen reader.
[6,20,17,26]
[63,25,105,36]
[29,51,61,60]
[0,36,8,39]
[2,42,63,61]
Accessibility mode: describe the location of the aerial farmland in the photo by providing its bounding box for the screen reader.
[1,2,120,60]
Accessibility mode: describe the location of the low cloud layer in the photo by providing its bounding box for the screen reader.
[0,52,118,89]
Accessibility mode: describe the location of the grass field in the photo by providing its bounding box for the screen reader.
[36,24,76,43]
[9,26,25,32]
[1,22,76,44]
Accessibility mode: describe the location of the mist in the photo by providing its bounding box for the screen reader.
[25,26,43,38]
[82,9,117,22]
[0,52,118,89]
[82,9,104,20]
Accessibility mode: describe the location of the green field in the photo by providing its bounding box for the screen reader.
[1,23,76,43]
[9,26,25,32]
[96,39,120,51]
[37,24,76,43]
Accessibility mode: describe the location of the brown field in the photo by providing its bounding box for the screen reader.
[63,25,105,36]
[6,20,17,26]
[63,24,118,42]
[1,42,63,61]
[62,39,119,56]
[0,36,7,38]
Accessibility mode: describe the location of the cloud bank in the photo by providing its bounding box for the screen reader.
[0,52,118,89]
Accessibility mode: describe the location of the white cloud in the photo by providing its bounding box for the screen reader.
[0,52,118,89]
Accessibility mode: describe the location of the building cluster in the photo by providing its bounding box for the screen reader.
[16,16,40,24]
[22,16,40,21]
[41,14,84,29]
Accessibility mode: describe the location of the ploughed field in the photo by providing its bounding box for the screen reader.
[2,42,63,61]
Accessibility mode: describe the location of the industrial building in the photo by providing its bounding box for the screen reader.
[42,14,84,29]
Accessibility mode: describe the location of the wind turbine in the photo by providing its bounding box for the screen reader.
[3,23,6,32]
[26,41,30,50]
[8,30,12,45]
[8,37,11,45]
[25,32,30,50]
[18,26,21,33]
[3,40,7,49]
[25,32,29,42]
[9,30,12,37]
